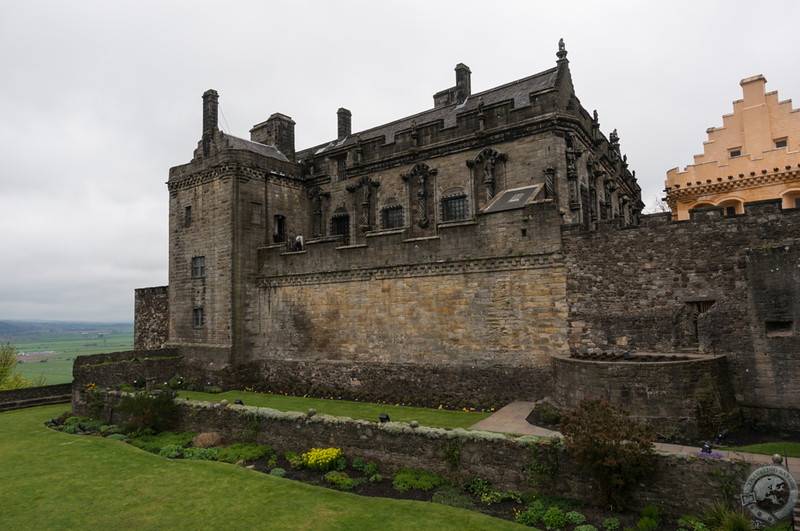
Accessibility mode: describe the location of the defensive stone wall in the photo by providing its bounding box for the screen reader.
[73,393,753,518]
[562,200,800,424]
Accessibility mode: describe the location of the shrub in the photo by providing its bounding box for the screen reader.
[352,457,379,476]
[203,386,222,394]
[183,447,220,461]
[701,501,732,530]
[542,506,567,530]
[62,424,79,434]
[368,473,382,483]
[285,451,303,469]
[603,517,621,531]
[560,398,655,509]
[217,443,274,464]
[462,477,493,497]
[300,448,345,472]
[323,471,356,491]
[391,468,445,492]
[677,515,709,531]
[575,527,598,531]
[130,431,196,454]
[432,487,477,510]
[566,511,587,525]
[117,390,178,432]
[515,500,547,527]
[538,404,562,426]
[269,468,286,477]
[641,505,660,522]
[159,445,184,458]
[717,511,751,531]
[637,517,658,531]
[192,432,222,448]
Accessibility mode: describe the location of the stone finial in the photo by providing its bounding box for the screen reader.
[556,38,568,60]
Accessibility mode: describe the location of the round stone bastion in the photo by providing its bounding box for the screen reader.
[551,352,737,438]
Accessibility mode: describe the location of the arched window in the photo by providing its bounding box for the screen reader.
[380,198,404,229]
[717,198,743,216]
[781,190,800,209]
[441,187,469,222]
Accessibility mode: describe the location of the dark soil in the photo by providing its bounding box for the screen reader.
[249,454,639,528]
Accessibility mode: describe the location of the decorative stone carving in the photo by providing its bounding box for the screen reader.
[402,163,437,228]
[346,176,380,231]
[467,148,508,203]
[307,186,331,237]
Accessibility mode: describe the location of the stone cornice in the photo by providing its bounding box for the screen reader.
[259,252,564,288]
[667,168,800,201]
[167,164,303,193]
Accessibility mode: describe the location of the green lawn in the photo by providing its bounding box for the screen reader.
[0,405,521,530]
[179,390,492,429]
[721,441,800,458]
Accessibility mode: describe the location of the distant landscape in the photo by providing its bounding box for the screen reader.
[0,320,134,385]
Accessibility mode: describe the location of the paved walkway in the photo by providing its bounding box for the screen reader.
[470,401,800,478]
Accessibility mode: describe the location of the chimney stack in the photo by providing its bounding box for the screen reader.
[337,108,352,139]
[250,113,296,161]
[455,63,471,103]
[202,89,219,156]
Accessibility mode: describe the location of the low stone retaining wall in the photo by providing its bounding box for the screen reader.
[551,354,737,438]
[72,349,182,391]
[75,392,754,518]
[0,383,72,411]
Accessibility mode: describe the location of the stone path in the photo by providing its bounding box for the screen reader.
[469,401,800,479]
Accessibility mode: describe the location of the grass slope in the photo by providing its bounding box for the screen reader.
[0,405,521,530]
[179,390,492,429]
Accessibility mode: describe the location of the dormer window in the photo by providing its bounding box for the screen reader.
[729,149,741,158]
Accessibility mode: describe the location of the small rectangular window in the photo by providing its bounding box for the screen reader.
[193,308,204,328]
[724,206,736,216]
[729,149,741,158]
[191,256,205,278]
[775,139,788,149]
[442,195,468,222]
[184,206,193,227]
[382,206,404,229]
[337,158,347,182]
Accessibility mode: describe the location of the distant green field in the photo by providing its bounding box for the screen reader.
[14,331,134,359]
[16,360,75,385]
[8,324,134,385]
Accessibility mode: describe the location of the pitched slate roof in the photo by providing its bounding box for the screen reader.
[221,132,290,162]
[301,66,560,158]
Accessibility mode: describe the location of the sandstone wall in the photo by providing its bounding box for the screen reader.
[252,201,566,365]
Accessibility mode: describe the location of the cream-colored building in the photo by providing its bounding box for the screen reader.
[665,75,800,220]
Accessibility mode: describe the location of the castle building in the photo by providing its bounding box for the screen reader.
[665,75,800,220]
[133,42,800,435]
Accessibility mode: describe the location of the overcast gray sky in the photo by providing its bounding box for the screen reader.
[1,0,798,323]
